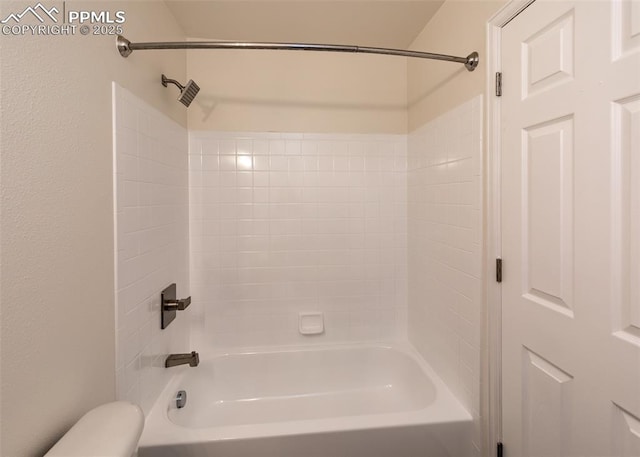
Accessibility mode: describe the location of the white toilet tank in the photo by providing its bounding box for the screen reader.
[45,401,144,457]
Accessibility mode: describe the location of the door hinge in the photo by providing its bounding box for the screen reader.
[497,442,504,457]
[496,258,502,283]
[496,72,502,97]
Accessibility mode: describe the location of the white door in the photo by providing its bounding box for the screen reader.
[501,0,640,455]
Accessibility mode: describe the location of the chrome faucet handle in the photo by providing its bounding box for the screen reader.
[163,296,191,311]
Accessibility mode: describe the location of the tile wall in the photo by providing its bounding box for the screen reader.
[113,83,190,414]
[407,95,483,456]
[188,132,407,349]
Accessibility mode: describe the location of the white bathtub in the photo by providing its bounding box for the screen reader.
[139,343,472,457]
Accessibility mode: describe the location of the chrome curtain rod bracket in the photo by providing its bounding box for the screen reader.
[116,35,479,72]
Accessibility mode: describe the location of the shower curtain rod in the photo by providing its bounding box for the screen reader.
[116,35,480,72]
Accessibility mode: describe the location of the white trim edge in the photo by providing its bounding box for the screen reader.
[485,0,536,452]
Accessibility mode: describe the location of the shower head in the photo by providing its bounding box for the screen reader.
[161,74,200,107]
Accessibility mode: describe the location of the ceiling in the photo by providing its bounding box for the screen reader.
[164,1,445,49]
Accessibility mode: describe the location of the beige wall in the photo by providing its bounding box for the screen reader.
[0,2,186,455]
[187,47,407,133]
[408,0,505,131]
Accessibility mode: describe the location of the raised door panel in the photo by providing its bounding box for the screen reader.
[613,94,640,344]
[522,348,574,457]
[613,404,640,457]
[522,116,574,317]
[614,0,640,58]
[523,10,575,99]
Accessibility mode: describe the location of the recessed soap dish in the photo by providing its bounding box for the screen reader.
[299,312,324,335]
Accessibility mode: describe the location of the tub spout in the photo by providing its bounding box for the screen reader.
[165,351,199,368]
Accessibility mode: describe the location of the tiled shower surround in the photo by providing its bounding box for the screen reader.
[113,84,190,414]
[189,133,408,348]
[407,95,483,455]
[112,91,483,442]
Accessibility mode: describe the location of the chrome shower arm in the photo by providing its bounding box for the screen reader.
[117,35,480,72]
[161,74,184,90]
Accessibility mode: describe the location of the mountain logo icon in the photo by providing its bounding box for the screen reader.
[1,3,59,24]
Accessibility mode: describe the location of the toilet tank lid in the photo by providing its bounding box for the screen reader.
[45,401,144,457]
